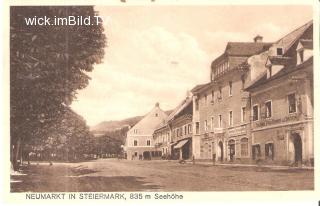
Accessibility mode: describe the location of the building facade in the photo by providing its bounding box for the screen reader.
[245,21,313,166]
[124,103,168,160]
[153,95,193,160]
[191,39,272,163]
[153,119,171,159]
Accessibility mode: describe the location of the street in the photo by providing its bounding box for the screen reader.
[11,159,313,192]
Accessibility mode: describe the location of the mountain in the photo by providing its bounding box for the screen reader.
[90,110,173,133]
[90,116,142,132]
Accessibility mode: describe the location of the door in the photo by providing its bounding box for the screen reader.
[228,140,235,161]
[218,141,224,161]
[293,133,302,165]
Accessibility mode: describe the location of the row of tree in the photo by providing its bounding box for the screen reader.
[10,6,106,170]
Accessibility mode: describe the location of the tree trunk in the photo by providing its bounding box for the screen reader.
[11,139,21,171]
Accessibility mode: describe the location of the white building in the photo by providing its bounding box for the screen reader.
[124,103,168,160]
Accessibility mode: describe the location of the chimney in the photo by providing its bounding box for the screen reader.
[254,35,263,43]
[155,102,160,107]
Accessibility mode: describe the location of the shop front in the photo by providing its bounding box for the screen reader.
[252,118,313,166]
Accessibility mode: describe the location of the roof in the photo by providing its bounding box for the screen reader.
[167,96,193,122]
[190,83,210,94]
[245,57,313,91]
[211,42,272,66]
[274,20,312,54]
[154,116,170,131]
[225,42,272,56]
[127,104,168,136]
[266,56,293,66]
[299,39,313,50]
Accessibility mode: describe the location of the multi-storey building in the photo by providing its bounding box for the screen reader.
[153,118,171,158]
[169,96,193,160]
[124,103,168,160]
[245,21,313,166]
[192,38,272,162]
[153,95,193,160]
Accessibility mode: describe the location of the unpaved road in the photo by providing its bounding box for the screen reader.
[11,158,313,192]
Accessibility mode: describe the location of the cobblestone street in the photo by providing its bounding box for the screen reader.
[11,158,313,192]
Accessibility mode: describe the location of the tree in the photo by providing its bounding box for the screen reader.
[10,6,106,170]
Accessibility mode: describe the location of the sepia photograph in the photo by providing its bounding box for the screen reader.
[8,2,314,194]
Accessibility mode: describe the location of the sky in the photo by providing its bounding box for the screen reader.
[70,5,312,126]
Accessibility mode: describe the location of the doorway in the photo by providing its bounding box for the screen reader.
[228,139,235,161]
[218,141,224,162]
[292,133,302,164]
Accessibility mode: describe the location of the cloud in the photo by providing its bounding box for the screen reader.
[71,21,210,126]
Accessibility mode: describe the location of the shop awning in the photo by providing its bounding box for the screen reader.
[174,139,189,149]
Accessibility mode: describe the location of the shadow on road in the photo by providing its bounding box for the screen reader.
[11,164,162,192]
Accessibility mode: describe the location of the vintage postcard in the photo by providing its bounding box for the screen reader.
[2,0,320,205]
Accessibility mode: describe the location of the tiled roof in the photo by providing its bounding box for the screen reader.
[245,57,313,91]
[225,42,272,56]
[274,20,312,54]
[299,39,313,50]
[190,83,210,94]
[267,56,293,66]
[167,96,193,122]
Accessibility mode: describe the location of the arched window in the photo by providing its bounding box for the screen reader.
[240,138,249,157]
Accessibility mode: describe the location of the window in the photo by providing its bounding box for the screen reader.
[229,81,232,96]
[155,113,158,117]
[241,138,249,157]
[268,67,272,78]
[252,144,261,160]
[211,117,214,130]
[265,143,274,160]
[288,93,296,113]
[147,140,151,146]
[134,140,138,146]
[265,101,272,118]
[241,107,246,123]
[180,127,183,136]
[133,129,138,134]
[299,50,304,63]
[229,111,233,126]
[218,115,222,128]
[195,99,199,111]
[184,125,187,135]
[241,75,245,89]
[204,120,208,131]
[253,105,259,121]
[204,94,207,106]
[195,122,200,134]
[211,90,214,104]
[276,48,283,55]
[188,124,192,134]
[134,152,138,157]
[218,87,222,100]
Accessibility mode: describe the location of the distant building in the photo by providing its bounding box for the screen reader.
[153,117,171,158]
[153,94,193,160]
[245,21,313,166]
[124,103,168,160]
[191,39,272,162]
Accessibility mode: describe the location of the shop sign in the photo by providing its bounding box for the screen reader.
[255,113,300,128]
[228,125,246,137]
[213,128,225,134]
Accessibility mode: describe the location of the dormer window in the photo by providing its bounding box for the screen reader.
[266,66,272,79]
[276,48,283,56]
[298,50,304,63]
[296,39,313,65]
